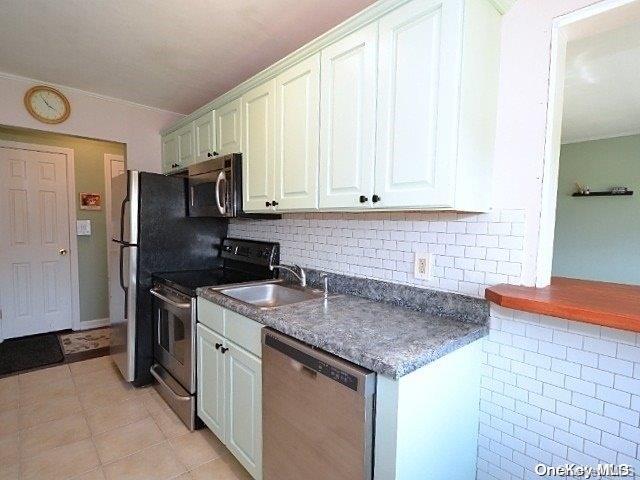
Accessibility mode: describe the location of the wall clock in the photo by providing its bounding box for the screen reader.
[24,85,71,124]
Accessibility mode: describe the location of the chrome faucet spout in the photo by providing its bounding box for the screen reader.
[269,263,306,287]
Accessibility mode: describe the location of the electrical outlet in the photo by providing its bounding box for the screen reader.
[414,252,431,280]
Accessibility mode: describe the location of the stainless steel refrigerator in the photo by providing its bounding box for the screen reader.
[109,171,227,386]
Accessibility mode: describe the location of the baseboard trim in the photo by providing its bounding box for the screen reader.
[76,317,109,330]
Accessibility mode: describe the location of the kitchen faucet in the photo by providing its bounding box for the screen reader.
[269,262,306,287]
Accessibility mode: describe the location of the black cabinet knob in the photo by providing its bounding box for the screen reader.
[372,194,381,203]
[215,343,222,350]
[265,201,271,207]
[359,195,368,203]
[207,152,212,157]
[272,200,279,207]
[220,347,229,354]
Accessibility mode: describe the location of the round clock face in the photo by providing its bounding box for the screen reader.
[24,86,70,124]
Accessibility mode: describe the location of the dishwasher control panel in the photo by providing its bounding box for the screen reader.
[317,361,358,391]
[265,333,362,391]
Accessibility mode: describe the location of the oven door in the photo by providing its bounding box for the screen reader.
[150,286,196,393]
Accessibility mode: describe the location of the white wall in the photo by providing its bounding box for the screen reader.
[490,0,601,287]
[0,72,183,171]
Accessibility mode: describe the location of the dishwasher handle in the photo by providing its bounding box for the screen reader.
[263,329,375,396]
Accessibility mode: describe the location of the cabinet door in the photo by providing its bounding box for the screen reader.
[242,80,276,213]
[374,0,462,209]
[216,99,242,155]
[162,132,179,172]
[225,342,262,480]
[319,24,377,209]
[197,324,226,441]
[194,110,216,161]
[274,54,320,210]
[176,123,196,168]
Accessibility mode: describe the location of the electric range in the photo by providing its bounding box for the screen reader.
[149,238,279,429]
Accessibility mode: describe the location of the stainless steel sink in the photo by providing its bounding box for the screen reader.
[219,283,326,309]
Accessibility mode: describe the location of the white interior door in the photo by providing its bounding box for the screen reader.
[0,146,73,338]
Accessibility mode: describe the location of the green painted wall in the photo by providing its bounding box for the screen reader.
[552,134,640,285]
[0,125,126,322]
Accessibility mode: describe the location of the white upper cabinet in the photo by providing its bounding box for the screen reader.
[216,98,242,155]
[161,0,502,210]
[242,80,276,213]
[274,54,320,211]
[374,0,462,210]
[319,23,378,210]
[194,110,217,161]
[162,131,179,172]
[176,122,196,168]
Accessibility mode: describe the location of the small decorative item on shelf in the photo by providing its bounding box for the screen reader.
[572,183,633,197]
[574,182,590,195]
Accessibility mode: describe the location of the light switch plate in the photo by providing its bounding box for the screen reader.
[414,252,431,280]
[76,220,91,236]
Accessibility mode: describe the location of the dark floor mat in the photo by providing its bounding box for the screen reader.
[0,333,64,375]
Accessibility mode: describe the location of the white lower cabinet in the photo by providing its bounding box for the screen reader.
[197,300,263,480]
[197,324,226,440]
[225,342,262,477]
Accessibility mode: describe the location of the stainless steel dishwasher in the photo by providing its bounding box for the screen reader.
[262,329,376,480]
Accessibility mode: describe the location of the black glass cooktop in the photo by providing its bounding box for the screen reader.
[153,269,268,296]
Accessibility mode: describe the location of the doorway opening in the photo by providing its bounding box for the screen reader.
[0,125,126,355]
[537,0,640,288]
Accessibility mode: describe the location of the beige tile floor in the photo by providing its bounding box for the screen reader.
[0,356,252,480]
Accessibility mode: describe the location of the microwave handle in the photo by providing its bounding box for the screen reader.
[215,170,226,215]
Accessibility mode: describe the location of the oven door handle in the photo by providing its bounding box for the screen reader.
[215,170,226,215]
[150,365,191,402]
[150,288,191,309]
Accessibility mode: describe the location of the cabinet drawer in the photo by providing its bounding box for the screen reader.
[197,298,225,335]
[225,310,263,358]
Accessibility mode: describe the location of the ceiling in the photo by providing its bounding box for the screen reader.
[0,0,375,114]
[562,21,640,144]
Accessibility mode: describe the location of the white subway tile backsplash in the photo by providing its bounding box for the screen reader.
[479,307,640,479]
[229,210,525,298]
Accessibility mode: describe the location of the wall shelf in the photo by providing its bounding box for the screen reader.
[572,190,633,197]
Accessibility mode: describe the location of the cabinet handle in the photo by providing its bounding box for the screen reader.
[372,194,381,203]
[215,343,222,350]
[207,152,212,158]
[272,200,279,207]
[220,347,229,354]
[359,195,368,203]
[265,201,271,207]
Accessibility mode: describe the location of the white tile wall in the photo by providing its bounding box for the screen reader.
[229,209,525,298]
[478,306,640,480]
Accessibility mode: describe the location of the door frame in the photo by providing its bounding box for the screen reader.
[536,0,640,287]
[103,153,125,255]
[0,140,79,340]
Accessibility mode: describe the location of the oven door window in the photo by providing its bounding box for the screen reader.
[157,307,188,366]
[190,181,216,212]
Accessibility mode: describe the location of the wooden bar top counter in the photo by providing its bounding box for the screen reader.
[485,277,640,333]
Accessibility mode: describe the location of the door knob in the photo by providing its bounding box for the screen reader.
[271,200,279,207]
[359,195,368,203]
[372,194,381,203]
[59,248,68,256]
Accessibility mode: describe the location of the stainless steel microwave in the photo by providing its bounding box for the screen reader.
[186,154,241,217]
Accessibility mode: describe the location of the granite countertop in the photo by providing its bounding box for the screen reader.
[197,285,488,379]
